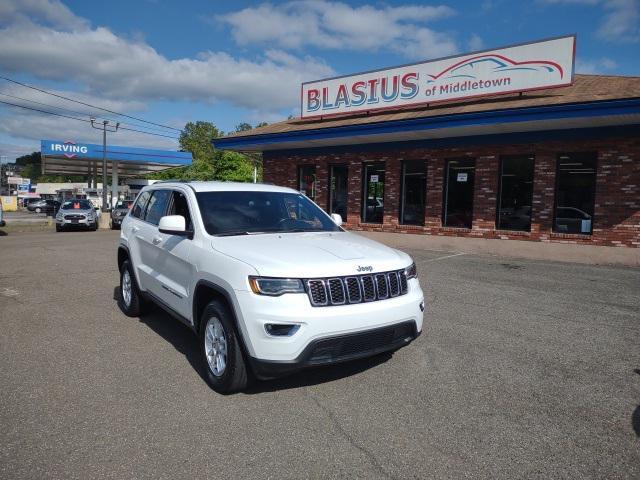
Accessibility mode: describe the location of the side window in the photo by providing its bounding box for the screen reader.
[168,191,193,231]
[144,190,171,226]
[131,191,151,219]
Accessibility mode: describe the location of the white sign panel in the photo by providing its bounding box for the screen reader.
[7,176,23,184]
[301,35,575,118]
[457,173,468,182]
[370,175,379,183]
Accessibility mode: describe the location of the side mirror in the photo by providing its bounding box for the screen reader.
[330,213,343,227]
[159,215,192,237]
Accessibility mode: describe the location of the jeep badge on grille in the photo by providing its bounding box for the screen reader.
[357,265,373,272]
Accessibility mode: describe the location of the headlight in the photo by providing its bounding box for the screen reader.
[249,277,305,296]
[405,262,417,279]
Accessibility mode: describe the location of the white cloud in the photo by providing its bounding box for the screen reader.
[540,0,639,43]
[0,0,87,29]
[0,105,179,153]
[217,1,458,59]
[0,20,333,111]
[575,56,619,73]
[597,0,640,43]
[468,34,485,51]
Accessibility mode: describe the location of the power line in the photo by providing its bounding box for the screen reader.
[0,91,183,136]
[0,75,183,133]
[0,99,180,140]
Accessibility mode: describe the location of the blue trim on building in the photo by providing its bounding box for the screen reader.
[213,98,640,151]
[261,124,640,157]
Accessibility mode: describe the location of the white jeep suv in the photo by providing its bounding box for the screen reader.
[117,181,424,393]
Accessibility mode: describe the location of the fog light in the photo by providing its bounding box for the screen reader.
[265,323,300,337]
[419,301,425,312]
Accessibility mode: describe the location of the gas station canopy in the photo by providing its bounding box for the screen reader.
[40,140,192,177]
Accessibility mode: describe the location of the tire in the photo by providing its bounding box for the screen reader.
[110,221,115,230]
[92,222,98,231]
[118,260,147,317]
[55,224,62,232]
[200,300,248,394]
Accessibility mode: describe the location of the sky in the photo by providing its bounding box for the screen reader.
[0,0,639,162]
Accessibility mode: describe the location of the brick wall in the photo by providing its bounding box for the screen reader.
[263,135,640,247]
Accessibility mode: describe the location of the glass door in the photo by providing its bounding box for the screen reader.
[443,158,475,228]
[400,161,426,225]
[362,163,385,223]
[329,165,348,221]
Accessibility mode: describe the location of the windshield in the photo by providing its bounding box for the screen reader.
[196,191,341,236]
[116,200,134,209]
[61,200,93,210]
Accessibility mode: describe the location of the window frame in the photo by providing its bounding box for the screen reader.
[399,160,427,226]
[166,189,194,234]
[328,163,349,222]
[552,152,598,235]
[361,162,386,224]
[298,165,317,201]
[131,190,151,220]
[140,189,172,226]
[495,154,535,232]
[442,157,476,229]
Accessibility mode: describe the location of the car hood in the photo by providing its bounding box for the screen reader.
[211,231,411,278]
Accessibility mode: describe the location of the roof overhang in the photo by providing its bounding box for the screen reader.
[40,140,192,177]
[213,98,640,152]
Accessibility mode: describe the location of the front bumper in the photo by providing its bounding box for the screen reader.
[111,216,125,226]
[249,321,420,379]
[56,218,96,228]
[233,278,425,375]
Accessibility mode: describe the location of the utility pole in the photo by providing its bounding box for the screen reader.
[90,118,119,211]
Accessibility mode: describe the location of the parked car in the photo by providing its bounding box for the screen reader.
[110,200,134,229]
[28,199,61,215]
[555,206,592,234]
[117,181,425,393]
[55,199,98,231]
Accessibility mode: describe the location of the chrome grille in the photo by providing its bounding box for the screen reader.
[375,274,389,299]
[307,280,328,306]
[306,269,409,307]
[361,276,376,302]
[388,272,400,297]
[327,278,346,305]
[345,277,361,303]
[399,271,408,294]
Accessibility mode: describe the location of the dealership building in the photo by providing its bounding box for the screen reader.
[215,37,640,249]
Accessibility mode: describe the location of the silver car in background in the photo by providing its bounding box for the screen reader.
[55,199,98,232]
[110,200,134,230]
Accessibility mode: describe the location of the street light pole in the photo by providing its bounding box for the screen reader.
[90,118,119,211]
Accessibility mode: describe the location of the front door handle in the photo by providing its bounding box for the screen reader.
[131,225,140,234]
[152,236,162,245]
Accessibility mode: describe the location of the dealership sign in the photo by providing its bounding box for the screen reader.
[301,35,575,118]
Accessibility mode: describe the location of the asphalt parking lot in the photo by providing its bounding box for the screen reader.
[1,230,639,479]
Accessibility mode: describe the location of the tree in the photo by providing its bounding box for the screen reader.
[255,122,268,128]
[148,120,256,182]
[234,122,253,132]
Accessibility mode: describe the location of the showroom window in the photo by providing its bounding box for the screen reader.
[497,155,535,231]
[298,165,316,201]
[362,162,385,223]
[443,158,475,228]
[400,160,426,225]
[329,165,348,221]
[554,152,597,234]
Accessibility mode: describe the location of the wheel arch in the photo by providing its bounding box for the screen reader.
[193,280,252,357]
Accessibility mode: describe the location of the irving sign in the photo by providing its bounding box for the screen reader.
[301,35,575,118]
